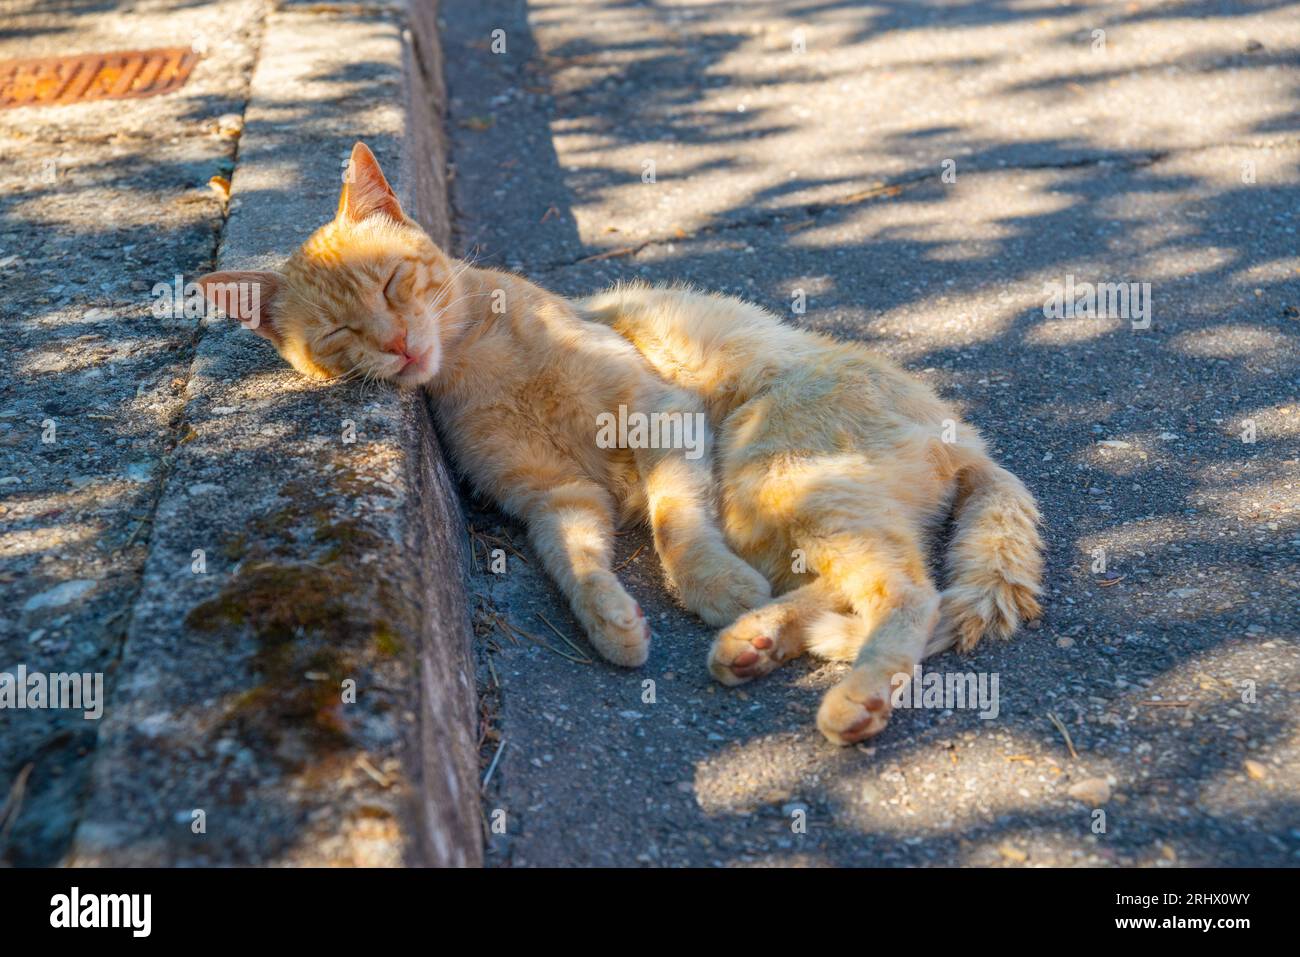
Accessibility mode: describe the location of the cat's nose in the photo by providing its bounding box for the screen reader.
[382,331,409,357]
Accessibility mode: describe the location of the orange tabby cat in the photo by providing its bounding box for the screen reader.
[198,143,770,667]
[200,142,1043,746]
[582,285,1043,743]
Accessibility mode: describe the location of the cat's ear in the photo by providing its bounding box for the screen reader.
[337,141,405,224]
[196,270,285,342]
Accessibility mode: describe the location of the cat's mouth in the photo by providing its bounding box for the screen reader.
[393,345,437,384]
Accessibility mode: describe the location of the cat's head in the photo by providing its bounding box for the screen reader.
[197,142,457,387]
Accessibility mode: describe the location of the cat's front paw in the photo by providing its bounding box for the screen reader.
[678,553,771,628]
[575,573,651,667]
[816,663,905,746]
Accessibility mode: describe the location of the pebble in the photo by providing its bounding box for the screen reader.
[1067,777,1112,805]
[998,843,1028,863]
[23,579,97,611]
[1243,760,1268,781]
[216,113,244,137]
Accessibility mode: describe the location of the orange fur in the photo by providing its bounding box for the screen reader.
[582,283,1044,744]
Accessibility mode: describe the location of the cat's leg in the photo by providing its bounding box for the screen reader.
[708,579,847,686]
[522,479,651,667]
[816,582,939,745]
[795,526,941,745]
[635,437,770,628]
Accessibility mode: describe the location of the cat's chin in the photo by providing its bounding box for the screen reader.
[394,365,437,387]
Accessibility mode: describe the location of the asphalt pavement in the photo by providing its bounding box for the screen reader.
[443,0,1299,866]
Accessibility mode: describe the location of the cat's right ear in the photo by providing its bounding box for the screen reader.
[196,270,285,342]
[337,142,405,223]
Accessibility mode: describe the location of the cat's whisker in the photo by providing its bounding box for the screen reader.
[428,290,497,327]
[428,256,480,309]
[430,286,495,313]
[324,361,373,388]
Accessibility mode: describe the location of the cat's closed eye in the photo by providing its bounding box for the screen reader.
[322,325,360,341]
[383,266,405,304]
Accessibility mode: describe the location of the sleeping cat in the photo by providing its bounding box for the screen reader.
[198,143,771,668]
[582,286,1043,743]
[199,142,1043,745]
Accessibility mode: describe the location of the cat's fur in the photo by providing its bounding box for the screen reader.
[198,143,769,669]
[581,286,1043,743]
[199,142,1043,745]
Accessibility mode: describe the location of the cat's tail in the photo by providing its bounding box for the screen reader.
[926,459,1043,657]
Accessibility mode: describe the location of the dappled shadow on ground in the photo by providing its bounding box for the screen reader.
[448,0,1299,865]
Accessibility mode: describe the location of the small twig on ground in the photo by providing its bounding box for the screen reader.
[515,623,590,664]
[576,243,649,263]
[467,523,481,572]
[124,517,150,546]
[1046,711,1079,760]
[839,182,904,204]
[0,763,34,843]
[489,614,519,646]
[537,613,592,661]
[481,737,507,792]
[495,615,589,664]
[613,542,645,572]
[355,754,392,789]
[473,528,529,565]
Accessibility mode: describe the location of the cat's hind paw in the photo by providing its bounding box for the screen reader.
[707,602,800,686]
[816,664,903,746]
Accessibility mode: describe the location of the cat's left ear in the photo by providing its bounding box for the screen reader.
[337,141,405,223]
[196,270,285,342]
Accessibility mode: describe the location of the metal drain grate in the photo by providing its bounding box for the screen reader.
[0,47,200,109]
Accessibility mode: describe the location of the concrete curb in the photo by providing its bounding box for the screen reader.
[69,0,481,866]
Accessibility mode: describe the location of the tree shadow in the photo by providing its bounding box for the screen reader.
[446,0,1300,866]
